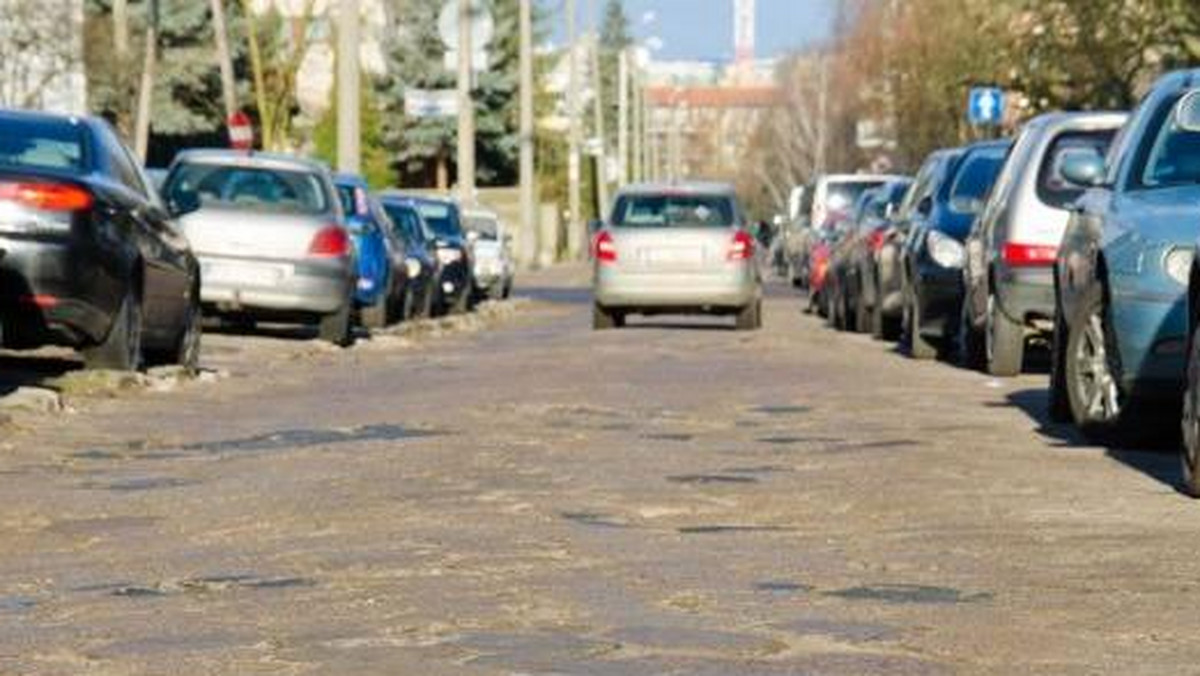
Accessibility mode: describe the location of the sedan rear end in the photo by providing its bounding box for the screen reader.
[592,185,761,330]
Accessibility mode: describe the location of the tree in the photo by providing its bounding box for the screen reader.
[0,0,83,110]
[313,82,391,188]
[241,0,318,151]
[598,0,632,145]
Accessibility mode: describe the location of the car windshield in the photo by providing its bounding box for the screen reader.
[0,117,86,172]
[611,193,736,228]
[416,201,462,238]
[948,150,1006,212]
[335,183,370,218]
[464,215,499,239]
[1038,130,1117,208]
[166,163,330,214]
[383,202,429,244]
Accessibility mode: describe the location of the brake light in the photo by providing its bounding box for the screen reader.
[309,226,351,257]
[728,230,755,261]
[1003,242,1057,267]
[0,181,92,212]
[868,229,886,252]
[594,230,617,263]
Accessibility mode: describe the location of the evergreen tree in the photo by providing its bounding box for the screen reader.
[598,0,631,151]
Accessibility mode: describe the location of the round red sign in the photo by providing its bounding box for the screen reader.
[227,111,253,150]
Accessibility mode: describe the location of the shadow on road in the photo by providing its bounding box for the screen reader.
[517,286,592,306]
[0,353,82,396]
[1006,386,1185,494]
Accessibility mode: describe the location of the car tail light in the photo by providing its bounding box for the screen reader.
[0,181,93,212]
[728,230,754,261]
[868,229,886,252]
[594,230,617,263]
[309,226,351,257]
[1002,242,1057,267]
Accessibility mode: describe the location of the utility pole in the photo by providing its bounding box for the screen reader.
[631,57,642,184]
[588,0,609,218]
[456,0,476,203]
[617,47,629,187]
[337,0,361,173]
[566,0,582,257]
[815,51,829,175]
[133,0,158,162]
[113,0,129,66]
[210,0,238,120]
[518,0,536,261]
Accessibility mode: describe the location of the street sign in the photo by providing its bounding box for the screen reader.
[438,0,494,52]
[227,111,253,150]
[404,88,460,118]
[968,87,1005,126]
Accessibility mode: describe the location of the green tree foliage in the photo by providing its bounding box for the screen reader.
[598,0,632,145]
[313,82,392,189]
[379,0,520,188]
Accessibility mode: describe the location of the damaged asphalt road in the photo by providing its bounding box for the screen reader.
[1,265,1199,674]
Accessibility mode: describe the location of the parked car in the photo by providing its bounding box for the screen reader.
[334,173,408,328]
[378,195,440,319]
[383,194,472,316]
[826,179,913,333]
[0,110,201,371]
[960,111,1127,374]
[1053,71,1199,444]
[161,150,356,346]
[462,207,515,301]
[901,140,1011,359]
[784,173,906,288]
[591,182,762,330]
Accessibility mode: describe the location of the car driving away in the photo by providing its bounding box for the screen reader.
[591,182,762,330]
[162,150,357,346]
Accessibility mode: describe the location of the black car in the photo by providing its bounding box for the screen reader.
[391,195,474,316]
[900,140,1011,359]
[378,196,441,319]
[0,110,200,371]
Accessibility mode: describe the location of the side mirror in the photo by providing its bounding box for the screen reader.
[916,196,933,217]
[1060,149,1106,187]
[168,190,201,217]
[1175,89,1200,132]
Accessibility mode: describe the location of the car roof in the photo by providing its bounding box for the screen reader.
[380,191,459,207]
[171,148,330,174]
[818,173,908,185]
[333,172,369,187]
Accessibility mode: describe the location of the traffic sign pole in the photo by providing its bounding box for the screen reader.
[456,0,476,203]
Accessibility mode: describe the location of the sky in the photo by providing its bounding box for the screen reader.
[540,0,838,63]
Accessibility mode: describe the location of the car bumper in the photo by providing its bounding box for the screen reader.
[0,235,121,347]
[1110,287,1188,396]
[876,245,904,317]
[995,264,1054,325]
[914,265,963,339]
[198,254,351,316]
[594,265,759,310]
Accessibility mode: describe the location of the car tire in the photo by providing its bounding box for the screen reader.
[906,289,937,360]
[1048,301,1072,423]
[958,300,985,371]
[319,297,355,347]
[1064,283,1126,438]
[451,287,471,315]
[84,290,144,371]
[361,295,389,329]
[593,303,624,330]
[986,292,1024,377]
[736,299,762,331]
[146,288,202,374]
[854,285,873,335]
[1181,324,1200,497]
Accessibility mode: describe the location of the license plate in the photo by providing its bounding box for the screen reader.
[204,262,289,286]
[643,248,703,265]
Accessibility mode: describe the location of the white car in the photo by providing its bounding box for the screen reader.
[462,208,515,301]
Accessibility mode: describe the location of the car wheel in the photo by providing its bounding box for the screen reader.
[397,286,415,322]
[958,299,985,371]
[593,303,624,330]
[736,299,762,331]
[84,290,144,371]
[451,287,471,315]
[1181,324,1200,497]
[319,297,355,347]
[986,292,1024,377]
[1048,301,1072,423]
[1065,284,1125,437]
[906,289,937,360]
[361,295,388,329]
[854,285,873,335]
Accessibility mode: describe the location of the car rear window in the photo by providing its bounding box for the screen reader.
[166,163,330,215]
[464,215,499,239]
[0,116,86,172]
[1038,130,1117,208]
[611,193,736,228]
[415,201,463,238]
[948,149,1007,212]
[335,183,370,218]
[825,181,885,212]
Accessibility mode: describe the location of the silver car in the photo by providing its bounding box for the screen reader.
[961,111,1127,374]
[161,150,357,346]
[462,208,515,300]
[592,183,762,330]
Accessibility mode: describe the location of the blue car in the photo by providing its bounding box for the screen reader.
[382,194,474,316]
[1053,70,1196,447]
[900,139,1011,359]
[333,174,404,328]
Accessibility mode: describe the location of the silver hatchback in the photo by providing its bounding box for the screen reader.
[592,183,762,330]
[161,151,357,346]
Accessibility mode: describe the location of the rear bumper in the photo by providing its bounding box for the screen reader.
[198,254,351,316]
[0,235,124,348]
[994,264,1054,325]
[594,264,759,309]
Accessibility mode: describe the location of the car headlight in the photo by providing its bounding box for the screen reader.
[926,230,965,268]
[404,257,422,279]
[1164,247,1194,286]
[437,247,463,264]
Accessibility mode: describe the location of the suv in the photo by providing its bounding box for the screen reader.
[0,110,200,371]
[961,111,1127,374]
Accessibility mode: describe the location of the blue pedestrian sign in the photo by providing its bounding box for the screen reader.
[968,87,1005,126]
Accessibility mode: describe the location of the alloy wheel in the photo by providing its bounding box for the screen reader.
[1073,312,1121,422]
